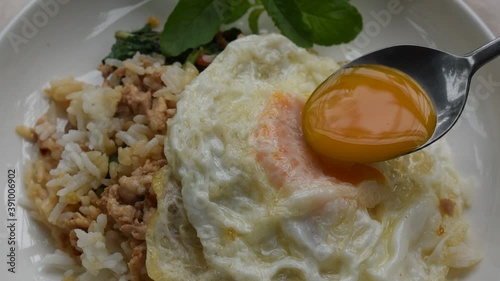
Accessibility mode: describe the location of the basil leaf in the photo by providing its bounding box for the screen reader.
[255,0,362,47]
[261,0,313,48]
[222,0,252,24]
[161,0,223,57]
[104,24,161,62]
[248,8,264,34]
[161,0,363,57]
[296,0,362,45]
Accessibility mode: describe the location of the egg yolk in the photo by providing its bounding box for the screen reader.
[302,64,436,163]
[253,92,385,187]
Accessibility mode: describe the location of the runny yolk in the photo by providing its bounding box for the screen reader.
[253,92,385,187]
[302,64,437,163]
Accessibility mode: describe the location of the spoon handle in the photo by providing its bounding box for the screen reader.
[466,37,500,74]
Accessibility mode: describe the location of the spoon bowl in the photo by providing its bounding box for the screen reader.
[342,37,500,156]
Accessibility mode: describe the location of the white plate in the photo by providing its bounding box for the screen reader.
[0,0,499,280]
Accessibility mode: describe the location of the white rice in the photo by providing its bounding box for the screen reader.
[75,215,128,277]
[21,51,200,281]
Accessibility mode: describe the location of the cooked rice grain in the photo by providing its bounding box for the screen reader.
[20,53,199,280]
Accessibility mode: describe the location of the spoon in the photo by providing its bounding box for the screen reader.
[342,37,500,156]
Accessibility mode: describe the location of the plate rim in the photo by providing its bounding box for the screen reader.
[0,0,498,280]
[0,0,496,47]
[455,0,495,40]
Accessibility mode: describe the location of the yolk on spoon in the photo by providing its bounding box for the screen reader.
[302,64,437,163]
[254,92,386,187]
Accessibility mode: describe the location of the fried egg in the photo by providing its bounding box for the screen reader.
[147,34,480,281]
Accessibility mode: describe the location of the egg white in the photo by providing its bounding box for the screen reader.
[147,34,480,281]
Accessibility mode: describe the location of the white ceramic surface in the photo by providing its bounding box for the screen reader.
[0,0,499,280]
[3,0,500,35]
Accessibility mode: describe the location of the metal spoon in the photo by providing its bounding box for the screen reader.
[342,37,500,156]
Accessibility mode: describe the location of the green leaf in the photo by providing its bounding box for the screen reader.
[161,0,223,57]
[296,0,363,45]
[103,23,161,62]
[222,0,252,24]
[258,0,362,48]
[248,8,264,34]
[261,0,313,48]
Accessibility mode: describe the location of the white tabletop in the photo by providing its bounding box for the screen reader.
[1,1,499,36]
